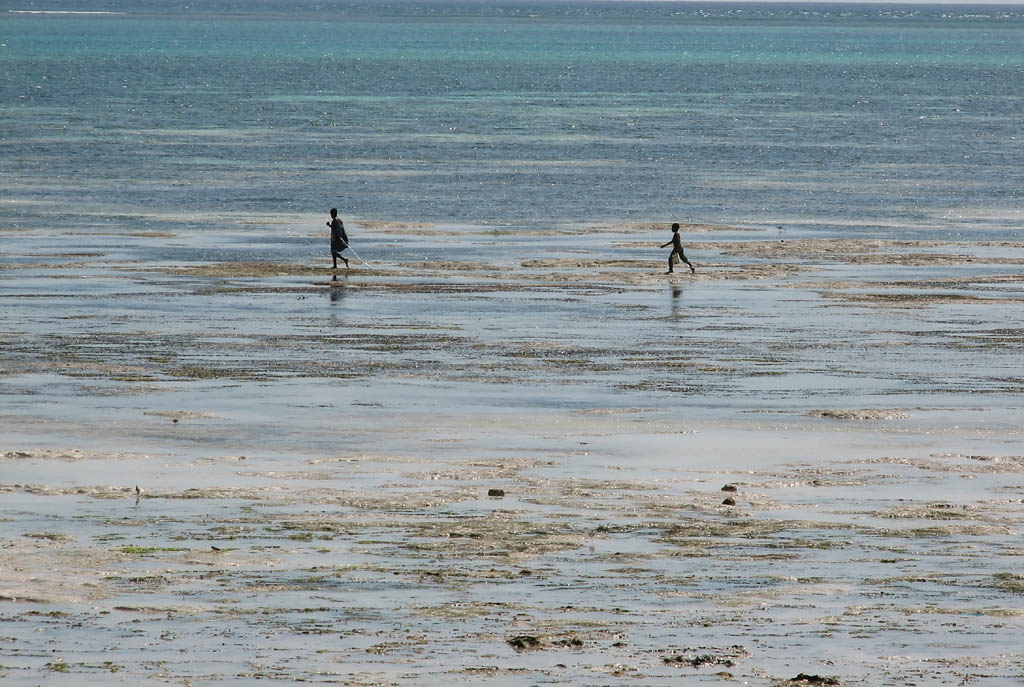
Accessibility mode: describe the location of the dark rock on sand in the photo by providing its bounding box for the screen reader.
[507,635,542,651]
[664,653,735,668]
[787,674,840,685]
[487,488,505,497]
[722,497,737,506]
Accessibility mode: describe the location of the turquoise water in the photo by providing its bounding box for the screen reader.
[3,2,1023,234]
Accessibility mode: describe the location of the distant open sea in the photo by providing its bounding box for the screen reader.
[3,1,1023,237]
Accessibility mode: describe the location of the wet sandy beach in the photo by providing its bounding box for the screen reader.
[2,218,1023,685]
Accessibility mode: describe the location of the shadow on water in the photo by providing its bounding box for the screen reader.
[329,274,345,304]
[671,284,683,318]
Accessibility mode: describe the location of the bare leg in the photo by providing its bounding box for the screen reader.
[666,253,674,273]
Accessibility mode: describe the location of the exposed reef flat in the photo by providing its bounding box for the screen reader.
[1,220,1022,685]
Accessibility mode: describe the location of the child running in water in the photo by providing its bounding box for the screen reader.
[660,223,696,274]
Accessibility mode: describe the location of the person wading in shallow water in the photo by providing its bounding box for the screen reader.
[660,222,696,274]
[327,208,349,269]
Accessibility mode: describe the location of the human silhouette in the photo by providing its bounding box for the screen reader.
[327,208,349,269]
[660,223,695,274]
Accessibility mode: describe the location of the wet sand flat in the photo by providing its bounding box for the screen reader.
[1,219,1023,686]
